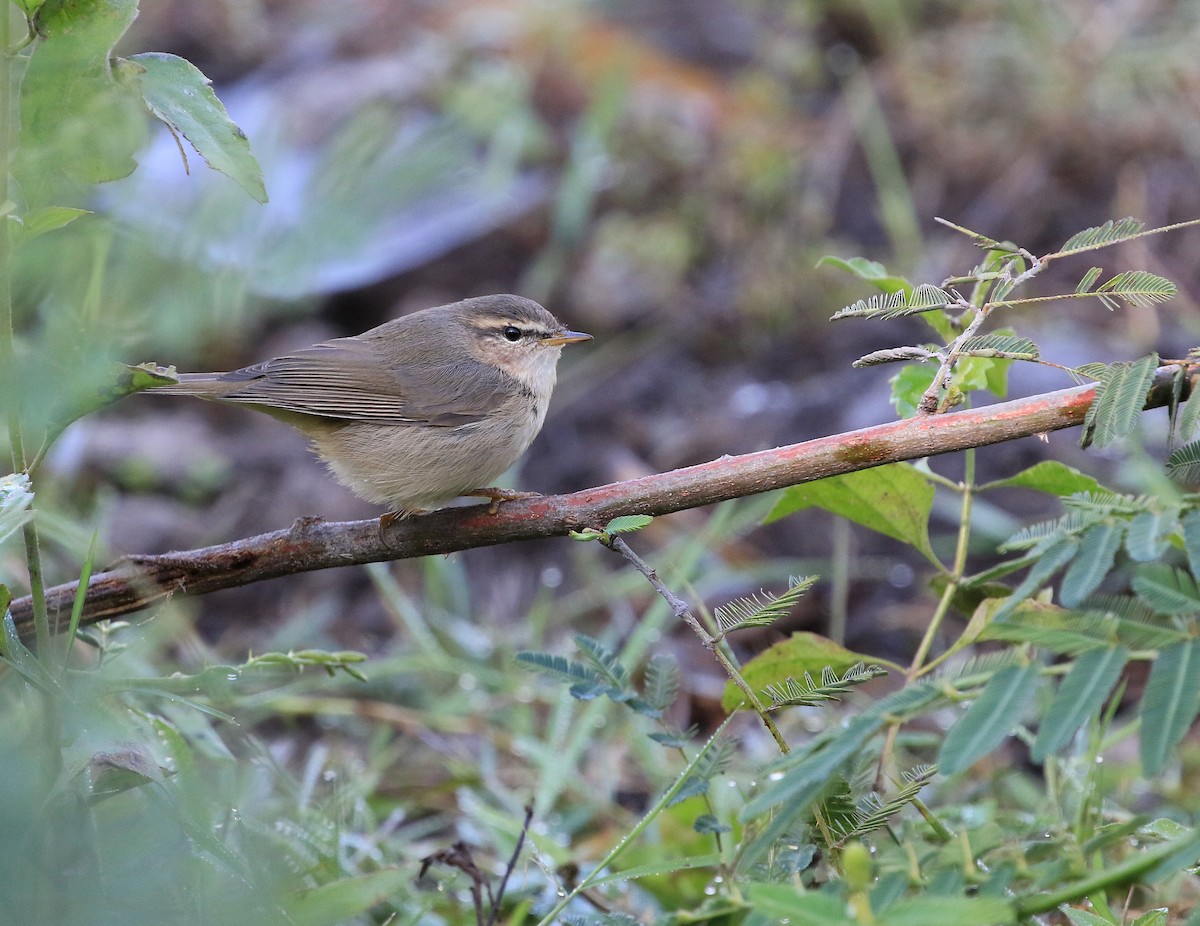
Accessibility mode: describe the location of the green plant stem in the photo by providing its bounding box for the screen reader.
[534,713,737,926]
[877,451,976,784]
[0,5,50,653]
[601,534,791,755]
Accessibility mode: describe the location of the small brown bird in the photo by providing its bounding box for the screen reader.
[150,294,592,515]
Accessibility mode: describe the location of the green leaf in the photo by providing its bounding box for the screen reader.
[128,52,268,203]
[891,363,939,418]
[1060,522,1124,607]
[816,255,913,294]
[285,868,413,926]
[1081,353,1160,449]
[19,205,91,238]
[1140,638,1200,776]
[1178,382,1200,442]
[1183,510,1200,581]
[1094,271,1176,310]
[938,663,1041,776]
[1032,646,1128,761]
[642,654,679,712]
[1063,909,1118,926]
[1167,439,1200,485]
[1131,565,1200,615]
[982,461,1102,497]
[1126,509,1172,562]
[766,463,938,565]
[883,896,1017,926]
[959,334,1039,358]
[1060,217,1146,254]
[0,473,34,546]
[745,885,849,926]
[605,514,653,535]
[994,536,1079,620]
[721,632,886,713]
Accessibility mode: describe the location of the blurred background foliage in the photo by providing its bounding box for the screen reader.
[7,0,1200,923]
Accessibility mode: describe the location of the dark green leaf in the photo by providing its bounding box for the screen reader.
[1032,646,1128,761]
[1081,353,1159,449]
[1140,638,1200,776]
[128,52,267,202]
[1132,565,1200,615]
[766,463,937,565]
[816,255,912,294]
[982,461,1102,497]
[1060,522,1124,607]
[939,663,1041,776]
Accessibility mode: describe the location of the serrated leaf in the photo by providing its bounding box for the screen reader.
[959,334,1039,358]
[1081,353,1159,449]
[642,654,679,712]
[1060,217,1145,254]
[1132,565,1200,615]
[604,514,653,535]
[983,460,1102,497]
[715,576,818,634]
[1095,271,1176,310]
[766,463,937,565]
[128,52,267,203]
[1140,638,1200,776]
[1166,440,1200,486]
[938,663,1041,776]
[1182,510,1200,582]
[1059,522,1124,607]
[1075,267,1104,294]
[1032,646,1128,761]
[721,632,886,713]
[1178,380,1200,442]
[830,289,905,320]
[994,536,1079,620]
[1126,509,1172,562]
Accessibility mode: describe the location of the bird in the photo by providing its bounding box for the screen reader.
[147,294,592,517]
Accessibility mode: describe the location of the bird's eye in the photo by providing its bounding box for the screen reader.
[502,326,522,342]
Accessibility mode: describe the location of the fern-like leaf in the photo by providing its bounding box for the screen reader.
[853,346,940,367]
[1075,266,1103,293]
[715,576,818,635]
[827,765,937,846]
[830,290,906,320]
[642,653,680,712]
[1167,440,1200,486]
[959,334,1039,359]
[763,663,888,708]
[1081,353,1160,449]
[1094,271,1176,310]
[515,651,600,687]
[1060,217,1145,254]
[574,634,632,690]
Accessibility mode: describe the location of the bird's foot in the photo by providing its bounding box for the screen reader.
[464,487,542,515]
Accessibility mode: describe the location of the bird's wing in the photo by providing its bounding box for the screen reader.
[209,336,513,426]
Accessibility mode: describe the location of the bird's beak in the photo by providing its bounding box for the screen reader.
[543,328,593,346]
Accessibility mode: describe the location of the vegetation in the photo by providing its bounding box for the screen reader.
[4,2,1200,926]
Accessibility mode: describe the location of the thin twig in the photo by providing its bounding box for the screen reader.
[600,535,790,754]
[487,805,534,926]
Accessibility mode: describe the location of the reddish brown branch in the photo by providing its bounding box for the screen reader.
[9,366,1188,632]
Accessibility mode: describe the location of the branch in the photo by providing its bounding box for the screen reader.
[10,366,1188,633]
